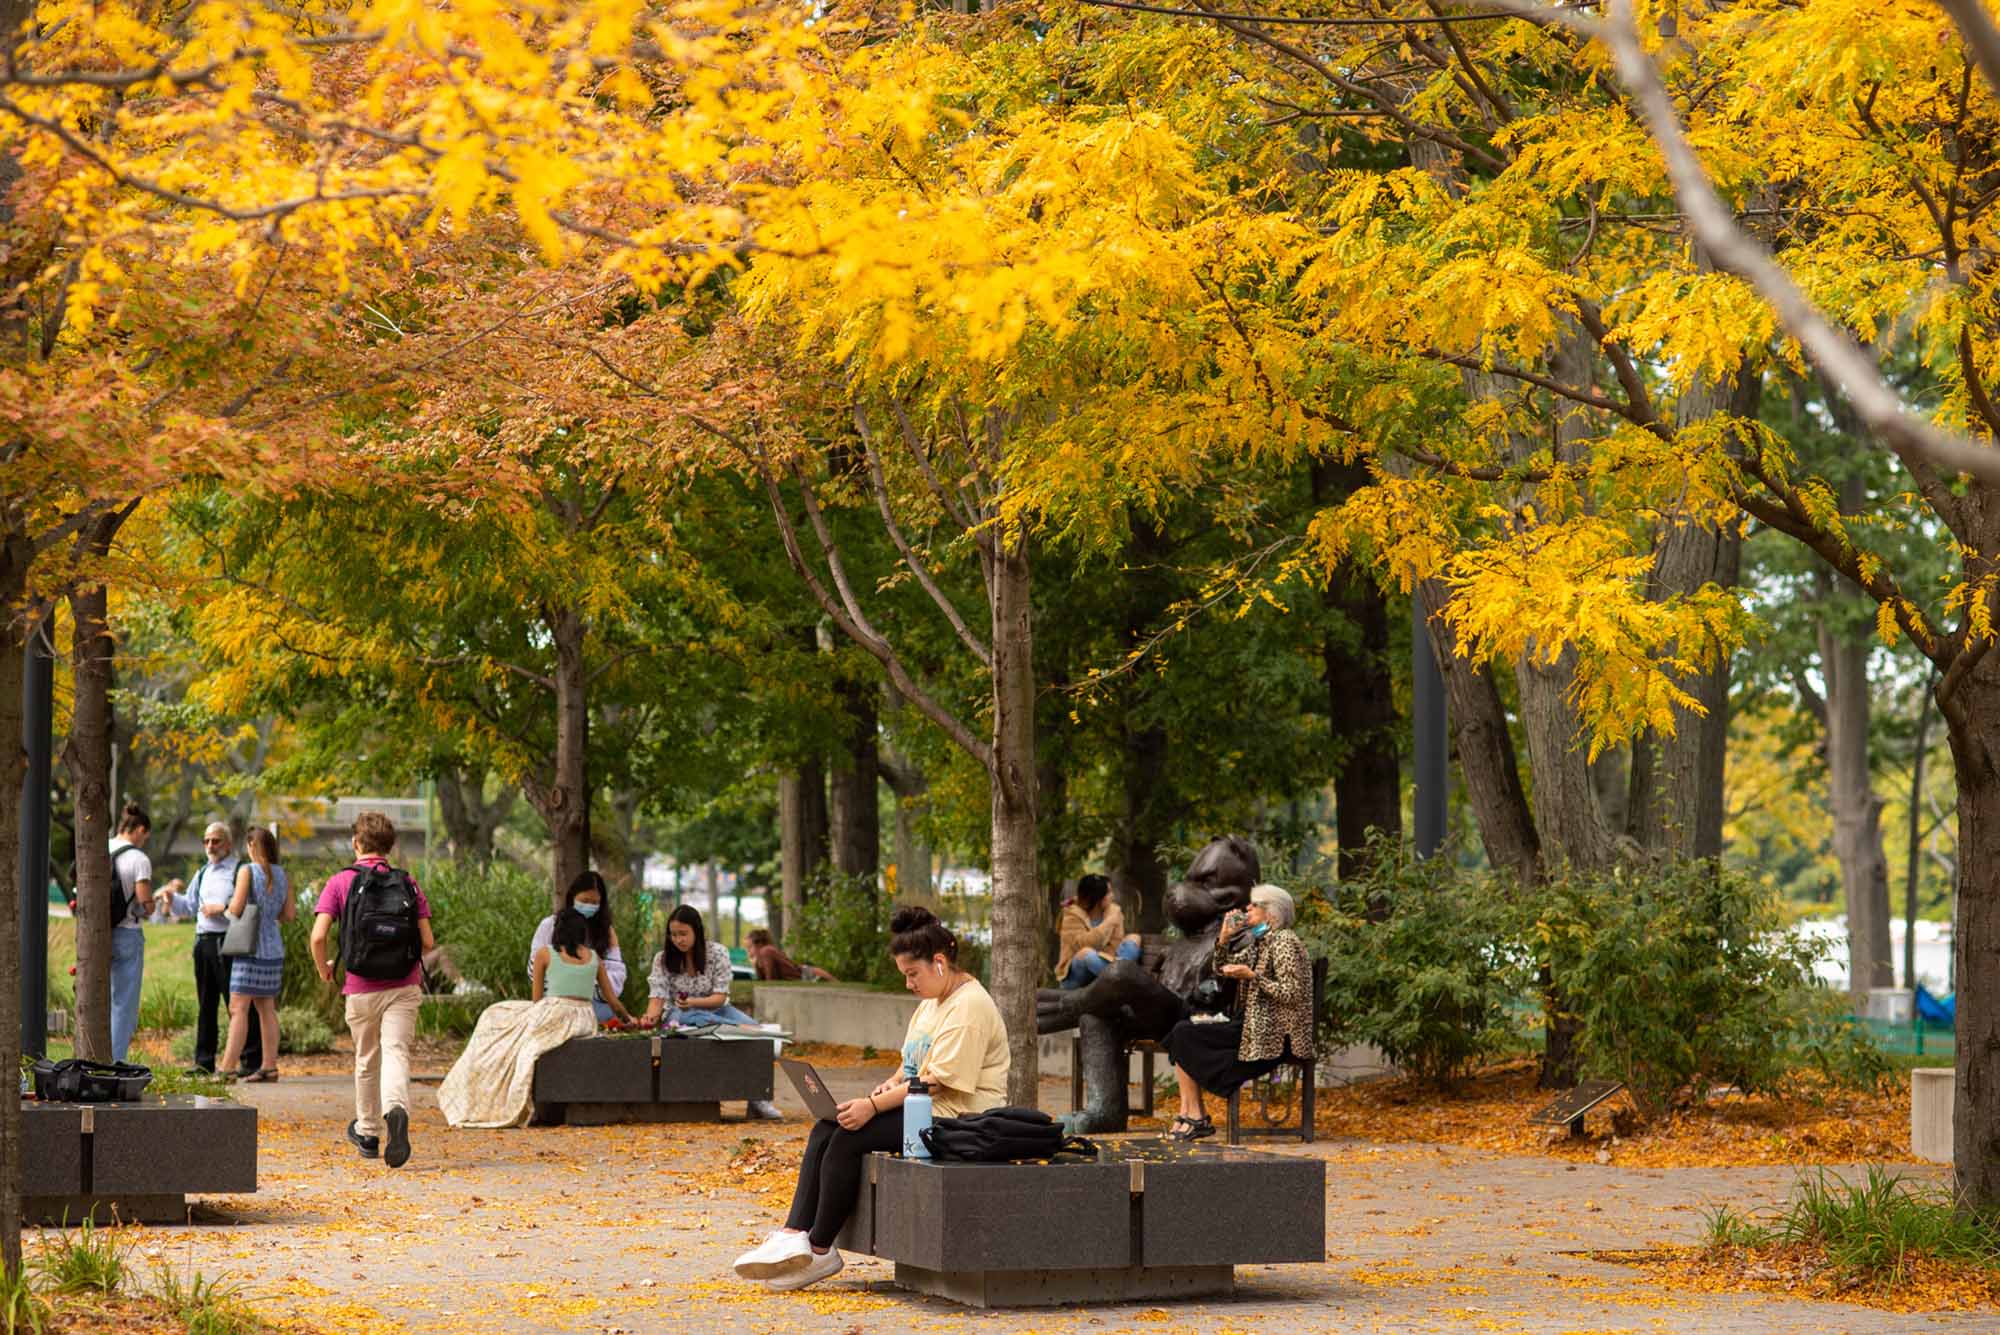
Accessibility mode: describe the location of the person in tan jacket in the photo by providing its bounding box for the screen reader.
[1056,874,1142,988]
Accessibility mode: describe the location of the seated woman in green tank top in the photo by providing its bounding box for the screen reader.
[441,908,635,1127]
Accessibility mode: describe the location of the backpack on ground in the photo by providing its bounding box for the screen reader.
[106,843,144,933]
[339,863,423,980]
[918,1106,1098,1163]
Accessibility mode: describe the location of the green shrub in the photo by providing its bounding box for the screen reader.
[277,1007,336,1055]
[785,872,901,989]
[418,994,486,1040]
[1298,843,1518,1089]
[1520,861,1882,1115]
[421,859,558,1002]
[153,1267,262,1335]
[137,987,193,1033]
[277,910,341,1027]
[1706,1169,2000,1287]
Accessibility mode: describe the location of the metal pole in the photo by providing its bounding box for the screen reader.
[1412,599,1448,859]
[19,620,54,1056]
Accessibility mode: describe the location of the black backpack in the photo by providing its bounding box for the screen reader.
[106,843,145,932]
[338,863,423,980]
[919,1106,1098,1163]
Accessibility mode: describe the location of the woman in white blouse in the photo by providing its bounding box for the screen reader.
[642,905,779,1119]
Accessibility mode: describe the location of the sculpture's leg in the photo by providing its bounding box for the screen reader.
[1071,1013,1130,1134]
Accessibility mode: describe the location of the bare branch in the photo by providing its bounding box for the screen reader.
[854,407,993,668]
[755,455,995,774]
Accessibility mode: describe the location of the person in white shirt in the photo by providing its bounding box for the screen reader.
[106,804,158,1062]
[164,821,261,1074]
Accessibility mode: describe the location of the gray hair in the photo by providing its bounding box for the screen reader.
[1248,884,1295,930]
[203,822,232,843]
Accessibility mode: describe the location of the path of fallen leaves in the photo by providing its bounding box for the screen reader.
[28,1045,1989,1333]
[1605,1244,2000,1314]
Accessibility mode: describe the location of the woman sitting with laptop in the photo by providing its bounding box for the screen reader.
[732,906,1008,1293]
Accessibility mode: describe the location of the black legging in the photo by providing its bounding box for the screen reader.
[784,1110,904,1248]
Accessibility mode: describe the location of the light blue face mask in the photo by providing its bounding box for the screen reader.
[574,902,602,919]
[1247,921,1270,939]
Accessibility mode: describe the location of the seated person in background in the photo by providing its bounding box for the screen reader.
[643,905,780,1120]
[440,908,635,1128]
[746,929,838,982]
[733,906,1008,1293]
[527,870,628,1022]
[1055,873,1141,989]
[1163,884,1313,1142]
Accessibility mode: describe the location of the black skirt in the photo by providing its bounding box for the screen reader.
[1165,1018,1287,1096]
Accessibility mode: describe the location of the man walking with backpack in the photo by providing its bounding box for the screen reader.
[165,821,263,1075]
[310,810,434,1169]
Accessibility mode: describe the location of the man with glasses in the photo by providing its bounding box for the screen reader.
[165,822,264,1075]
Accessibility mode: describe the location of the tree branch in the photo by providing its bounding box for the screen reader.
[754,454,995,774]
[854,407,993,668]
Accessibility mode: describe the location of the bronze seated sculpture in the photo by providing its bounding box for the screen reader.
[1036,836,1260,1132]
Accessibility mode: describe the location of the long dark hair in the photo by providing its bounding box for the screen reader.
[564,870,613,956]
[1075,874,1111,913]
[661,904,709,976]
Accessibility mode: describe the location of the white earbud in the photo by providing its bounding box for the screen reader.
[934,962,944,977]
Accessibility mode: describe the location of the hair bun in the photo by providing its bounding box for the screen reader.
[889,905,941,934]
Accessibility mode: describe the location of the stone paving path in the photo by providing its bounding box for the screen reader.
[67,1061,1993,1335]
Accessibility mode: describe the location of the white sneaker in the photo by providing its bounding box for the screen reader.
[733,1230,811,1280]
[750,1099,784,1121]
[767,1247,843,1291]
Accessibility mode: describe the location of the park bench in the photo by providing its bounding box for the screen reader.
[21,1094,258,1224]
[529,1032,773,1126]
[1069,954,1328,1145]
[835,1138,1325,1307]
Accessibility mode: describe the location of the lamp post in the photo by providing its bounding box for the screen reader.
[18,621,53,1056]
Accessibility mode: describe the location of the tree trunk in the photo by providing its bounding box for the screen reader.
[778,760,828,933]
[435,759,511,864]
[879,740,931,902]
[1626,372,1756,860]
[829,681,880,882]
[1417,579,1542,885]
[1312,458,1402,879]
[62,576,116,1060]
[1907,680,1934,988]
[524,604,590,908]
[1947,673,2000,1209]
[1112,724,1171,934]
[1822,625,1894,997]
[988,530,1041,1106]
[1516,642,1622,873]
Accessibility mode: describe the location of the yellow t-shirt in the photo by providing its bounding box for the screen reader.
[899,976,1010,1119]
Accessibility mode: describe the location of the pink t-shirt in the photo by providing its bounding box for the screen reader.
[314,856,431,995]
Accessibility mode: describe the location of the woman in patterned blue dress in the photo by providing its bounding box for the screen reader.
[220,826,296,1081]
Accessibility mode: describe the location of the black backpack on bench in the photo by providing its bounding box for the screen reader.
[918,1106,1098,1163]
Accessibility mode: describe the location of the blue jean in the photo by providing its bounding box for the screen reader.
[1061,938,1141,989]
[662,1002,756,1028]
[110,928,145,1062]
[593,1000,616,1024]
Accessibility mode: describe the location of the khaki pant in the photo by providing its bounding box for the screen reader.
[345,984,421,1139]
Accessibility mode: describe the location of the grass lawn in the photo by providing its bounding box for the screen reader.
[46,917,199,1006]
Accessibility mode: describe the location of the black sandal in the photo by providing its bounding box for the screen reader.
[1168,1115,1209,1142]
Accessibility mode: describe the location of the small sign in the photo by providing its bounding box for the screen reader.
[1527,1079,1624,1132]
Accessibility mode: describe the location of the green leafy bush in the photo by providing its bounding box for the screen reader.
[785,871,901,989]
[1520,862,1881,1115]
[277,1006,336,1055]
[1298,843,1518,1089]
[412,858,552,1001]
[137,987,193,1033]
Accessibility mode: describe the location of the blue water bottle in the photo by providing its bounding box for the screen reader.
[902,1078,933,1160]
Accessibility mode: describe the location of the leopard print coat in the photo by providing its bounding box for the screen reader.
[1215,926,1314,1062]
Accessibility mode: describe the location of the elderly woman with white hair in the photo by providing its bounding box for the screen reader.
[1163,883,1313,1141]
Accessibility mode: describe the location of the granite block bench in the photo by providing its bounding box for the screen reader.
[530,1034,774,1126]
[22,1095,258,1225]
[836,1139,1325,1307]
